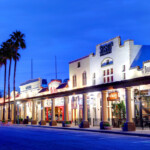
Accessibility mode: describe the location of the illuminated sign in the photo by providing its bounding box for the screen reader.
[107,92,119,101]
[100,42,113,56]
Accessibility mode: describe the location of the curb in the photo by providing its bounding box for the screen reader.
[26,125,150,138]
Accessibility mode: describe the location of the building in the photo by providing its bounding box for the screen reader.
[0,36,150,131]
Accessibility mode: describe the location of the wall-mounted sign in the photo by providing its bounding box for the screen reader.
[143,66,150,75]
[107,92,120,101]
[100,42,113,56]
[26,85,31,90]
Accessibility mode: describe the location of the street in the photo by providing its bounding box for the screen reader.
[0,126,150,150]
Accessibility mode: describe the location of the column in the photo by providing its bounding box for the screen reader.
[50,98,57,126]
[41,100,46,125]
[123,87,135,131]
[96,93,101,120]
[100,90,109,129]
[24,102,27,119]
[80,93,89,128]
[62,96,69,127]
[64,96,69,121]
[0,106,3,121]
[5,104,8,121]
[11,104,14,122]
[31,100,37,124]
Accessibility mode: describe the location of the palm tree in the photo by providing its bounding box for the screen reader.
[0,42,9,121]
[6,39,20,120]
[10,31,26,123]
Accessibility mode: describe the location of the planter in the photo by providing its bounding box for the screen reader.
[104,126,112,130]
[7,121,13,126]
[23,119,28,124]
[0,122,7,126]
[20,121,23,124]
[64,124,71,127]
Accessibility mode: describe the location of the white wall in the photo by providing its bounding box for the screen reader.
[69,56,90,89]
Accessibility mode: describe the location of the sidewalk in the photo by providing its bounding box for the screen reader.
[26,124,150,138]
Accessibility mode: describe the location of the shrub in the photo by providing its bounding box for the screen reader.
[104,122,110,127]
[121,123,124,128]
[65,121,70,124]
[2,120,5,123]
[19,118,23,122]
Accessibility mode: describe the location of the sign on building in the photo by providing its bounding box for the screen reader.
[107,92,120,101]
[100,41,113,56]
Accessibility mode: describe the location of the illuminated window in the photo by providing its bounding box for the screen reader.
[73,75,77,87]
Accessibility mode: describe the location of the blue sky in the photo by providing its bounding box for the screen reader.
[0,0,150,91]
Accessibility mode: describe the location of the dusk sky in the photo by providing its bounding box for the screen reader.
[0,0,150,92]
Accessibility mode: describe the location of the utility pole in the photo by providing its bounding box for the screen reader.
[55,56,57,79]
[31,59,33,79]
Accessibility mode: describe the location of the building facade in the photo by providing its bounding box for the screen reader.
[0,36,150,131]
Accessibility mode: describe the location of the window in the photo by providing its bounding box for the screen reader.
[73,75,77,87]
[123,73,126,80]
[26,86,31,90]
[106,60,109,65]
[103,70,105,76]
[107,69,109,75]
[103,68,113,83]
[111,68,113,74]
[111,76,113,82]
[101,57,113,67]
[107,77,109,83]
[93,73,96,85]
[93,73,96,78]
[104,77,106,83]
[77,62,80,68]
[122,65,125,72]
[82,72,87,85]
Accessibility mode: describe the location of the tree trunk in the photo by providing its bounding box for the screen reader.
[13,55,17,124]
[8,59,12,120]
[3,62,7,121]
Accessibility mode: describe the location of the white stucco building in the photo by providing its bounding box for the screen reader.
[1,36,150,131]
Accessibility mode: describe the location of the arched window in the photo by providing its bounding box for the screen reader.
[101,57,113,67]
[72,75,77,87]
[82,72,87,85]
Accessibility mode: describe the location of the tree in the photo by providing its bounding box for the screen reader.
[6,39,20,120]
[0,42,9,121]
[112,101,126,119]
[10,31,26,123]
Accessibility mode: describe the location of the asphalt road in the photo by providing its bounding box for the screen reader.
[0,126,150,150]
